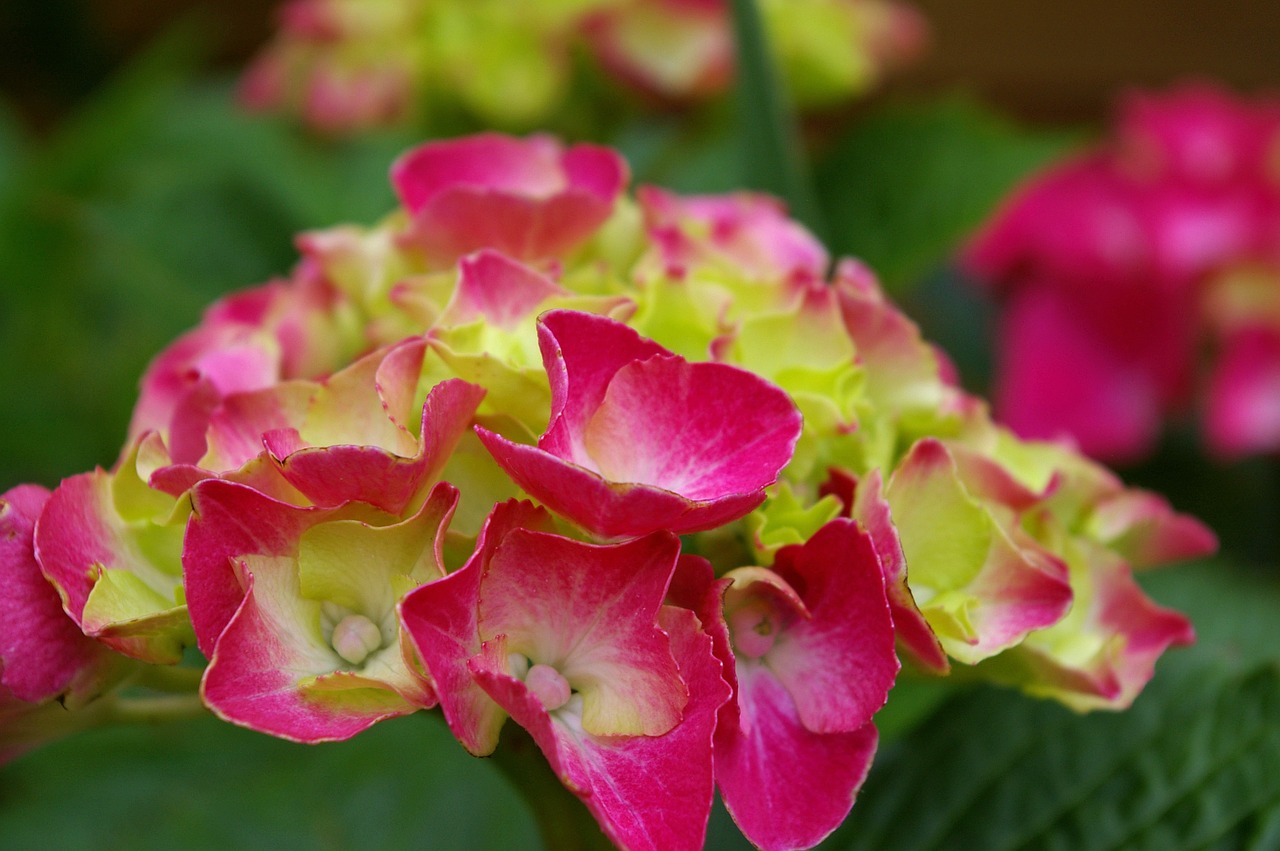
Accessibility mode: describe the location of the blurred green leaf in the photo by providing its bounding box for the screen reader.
[0,711,543,850]
[816,97,1075,293]
[0,30,420,488]
[0,100,25,203]
[836,663,1279,851]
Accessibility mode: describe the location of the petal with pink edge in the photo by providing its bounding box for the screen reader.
[400,500,554,756]
[470,606,729,851]
[845,468,949,673]
[391,133,628,266]
[184,480,335,658]
[35,449,190,664]
[201,557,415,743]
[715,663,879,851]
[198,485,456,741]
[1085,489,1218,568]
[886,439,1073,664]
[979,540,1195,711]
[1,486,119,705]
[479,528,686,737]
[268,377,484,514]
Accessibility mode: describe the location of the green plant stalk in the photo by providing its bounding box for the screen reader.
[485,721,614,851]
[729,0,827,243]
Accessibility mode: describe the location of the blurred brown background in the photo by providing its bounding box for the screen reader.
[2,0,1279,129]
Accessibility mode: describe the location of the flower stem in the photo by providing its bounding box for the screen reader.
[133,664,205,694]
[103,693,210,725]
[487,723,614,851]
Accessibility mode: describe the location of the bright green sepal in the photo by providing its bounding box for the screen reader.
[299,671,420,715]
[297,513,446,619]
[628,275,729,361]
[746,483,842,561]
[432,324,552,434]
[81,568,192,665]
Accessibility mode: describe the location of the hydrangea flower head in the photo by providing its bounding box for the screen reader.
[9,132,1214,849]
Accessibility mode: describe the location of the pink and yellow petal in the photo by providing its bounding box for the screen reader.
[478,529,686,737]
[715,663,879,851]
[0,486,120,705]
[35,450,190,664]
[886,439,1073,664]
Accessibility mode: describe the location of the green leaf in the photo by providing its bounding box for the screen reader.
[827,560,1280,851]
[0,100,25,204]
[0,711,543,850]
[816,97,1075,293]
[0,32,416,488]
[836,664,1280,851]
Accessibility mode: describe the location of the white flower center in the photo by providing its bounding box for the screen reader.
[331,613,384,666]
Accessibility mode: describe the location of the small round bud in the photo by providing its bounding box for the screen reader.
[525,663,573,712]
[331,614,384,666]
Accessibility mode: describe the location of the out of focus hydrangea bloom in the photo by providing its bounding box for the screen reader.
[965,84,1280,462]
[241,0,927,132]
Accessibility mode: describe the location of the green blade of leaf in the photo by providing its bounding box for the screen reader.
[729,0,826,241]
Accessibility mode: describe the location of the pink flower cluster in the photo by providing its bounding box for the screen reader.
[965,84,1280,462]
[241,0,927,132]
[3,133,1213,849]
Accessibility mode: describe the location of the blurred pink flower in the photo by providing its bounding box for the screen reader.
[966,83,1280,462]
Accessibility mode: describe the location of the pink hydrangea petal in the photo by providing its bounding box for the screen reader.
[537,310,670,465]
[479,529,685,737]
[129,323,284,465]
[995,286,1163,463]
[391,134,627,265]
[715,662,879,851]
[582,355,803,499]
[475,428,766,539]
[0,486,115,704]
[200,382,315,472]
[480,310,800,538]
[766,519,899,733]
[637,186,828,282]
[845,469,949,673]
[664,554,737,721]
[184,480,337,657]
[1086,490,1218,569]
[269,377,485,514]
[201,560,416,743]
[833,260,944,415]
[1205,326,1280,459]
[399,500,554,756]
[445,249,569,331]
[471,606,729,851]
